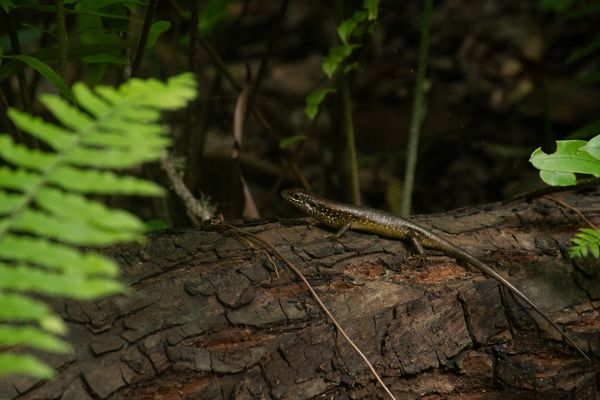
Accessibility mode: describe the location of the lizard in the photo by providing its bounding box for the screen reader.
[281,188,591,362]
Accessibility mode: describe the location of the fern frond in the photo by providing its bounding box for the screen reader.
[569,228,600,258]
[0,73,196,379]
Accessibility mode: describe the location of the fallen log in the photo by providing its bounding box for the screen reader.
[3,189,600,399]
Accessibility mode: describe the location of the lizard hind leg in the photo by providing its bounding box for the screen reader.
[407,231,426,255]
[407,231,430,265]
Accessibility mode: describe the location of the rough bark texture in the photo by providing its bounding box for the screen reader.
[2,190,600,400]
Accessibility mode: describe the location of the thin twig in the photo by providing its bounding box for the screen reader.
[227,229,280,278]
[5,9,30,113]
[159,156,215,225]
[55,0,68,81]
[233,82,260,219]
[131,0,158,77]
[543,195,598,230]
[227,225,398,400]
[28,12,52,105]
[340,75,361,206]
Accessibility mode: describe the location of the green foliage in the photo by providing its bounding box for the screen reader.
[2,55,73,101]
[148,20,171,48]
[0,73,197,379]
[566,38,600,64]
[529,136,600,186]
[338,11,367,45]
[304,0,379,120]
[0,1,172,87]
[323,44,360,78]
[530,135,600,259]
[570,228,600,257]
[199,0,235,35]
[0,0,14,13]
[539,0,577,12]
[279,135,308,149]
[304,88,335,120]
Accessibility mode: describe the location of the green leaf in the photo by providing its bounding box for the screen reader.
[305,88,335,120]
[0,264,125,299]
[0,40,135,82]
[338,11,367,44]
[279,135,308,149]
[72,82,112,117]
[12,209,139,246]
[364,0,379,19]
[581,134,600,159]
[344,61,361,74]
[82,53,128,65]
[36,188,144,232]
[569,228,600,258]
[0,294,66,334]
[0,73,196,380]
[199,0,234,35]
[7,111,77,151]
[0,0,15,13]
[0,192,23,215]
[0,135,57,172]
[0,235,118,276]
[538,0,576,12]
[145,219,169,231]
[147,20,171,48]
[566,38,600,64]
[529,140,600,186]
[0,354,54,379]
[0,326,70,353]
[323,45,360,78]
[40,94,93,130]
[539,170,577,186]
[3,55,73,101]
[49,166,164,195]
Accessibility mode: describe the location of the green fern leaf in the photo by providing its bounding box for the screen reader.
[0,235,118,275]
[49,166,163,194]
[0,294,65,333]
[0,72,196,378]
[0,354,54,379]
[0,326,70,353]
[0,264,125,299]
[569,228,600,258]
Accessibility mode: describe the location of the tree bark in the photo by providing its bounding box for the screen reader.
[2,189,600,400]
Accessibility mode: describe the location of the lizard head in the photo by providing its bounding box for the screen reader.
[281,188,352,228]
[281,188,318,215]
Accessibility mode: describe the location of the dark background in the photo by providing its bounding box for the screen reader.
[2,0,599,224]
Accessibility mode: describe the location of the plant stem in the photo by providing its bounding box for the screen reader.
[55,0,68,81]
[401,0,433,216]
[5,9,29,112]
[131,0,158,77]
[341,76,361,206]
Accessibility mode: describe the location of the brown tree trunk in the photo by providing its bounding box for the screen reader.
[2,189,600,400]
